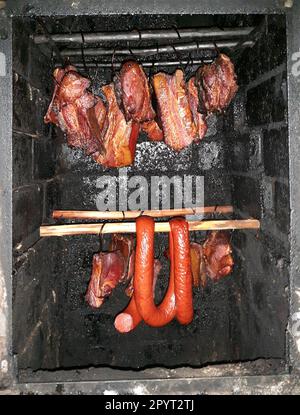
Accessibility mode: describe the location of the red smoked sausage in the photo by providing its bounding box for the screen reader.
[114,294,142,333]
[114,259,163,333]
[134,216,176,327]
[170,217,194,325]
[115,216,193,332]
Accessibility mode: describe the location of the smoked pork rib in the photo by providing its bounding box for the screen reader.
[152,69,197,151]
[187,77,208,141]
[93,83,140,168]
[195,53,238,115]
[64,92,102,154]
[203,231,234,281]
[114,60,155,123]
[85,251,125,309]
[45,66,105,156]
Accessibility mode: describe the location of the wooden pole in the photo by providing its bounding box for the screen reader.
[40,219,260,237]
[52,205,233,220]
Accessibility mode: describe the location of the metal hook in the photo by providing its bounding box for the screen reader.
[133,28,142,45]
[213,41,221,56]
[111,47,117,78]
[213,204,219,220]
[93,58,100,83]
[171,44,184,72]
[128,44,136,60]
[172,25,181,40]
[185,53,194,76]
[195,40,200,57]
[36,17,64,66]
[148,42,159,81]
[80,31,89,77]
[148,59,156,82]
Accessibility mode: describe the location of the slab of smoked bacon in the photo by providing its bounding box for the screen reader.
[202,231,234,281]
[195,53,238,115]
[114,60,155,123]
[187,77,208,141]
[85,251,125,309]
[93,84,140,168]
[152,69,197,151]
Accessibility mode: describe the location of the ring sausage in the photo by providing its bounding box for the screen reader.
[134,216,176,327]
[170,217,193,325]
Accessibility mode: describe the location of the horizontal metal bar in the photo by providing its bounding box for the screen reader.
[60,40,254,58]
[56,59,214,68]
[33,27,254,44]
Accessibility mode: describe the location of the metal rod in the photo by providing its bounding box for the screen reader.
[60,40,254,58]
[56,59,213,68]
[40,219,260,237]
[52,205,234,220]
[33,27,255,45]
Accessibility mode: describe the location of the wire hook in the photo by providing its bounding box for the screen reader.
[171,44,184,72]
[172,25,182,40]
[111,47,117,78]
[80,31,90,77]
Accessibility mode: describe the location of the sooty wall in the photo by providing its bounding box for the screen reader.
[12,18,64,370]
[12,15,289,373]
[224,15,289,362]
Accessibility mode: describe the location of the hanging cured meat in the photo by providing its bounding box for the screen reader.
[141,119,164,142]
[85,251,125,309]
[187,76,208,141]
[109,234,135,283]
[45,66,104,156]
[152,69,197,151]
[61,92,102,155]
[93,84,140,168]
[114,60,155,123]
[195,53,238,115]
[203,231,234,281]
[125,258,161,298]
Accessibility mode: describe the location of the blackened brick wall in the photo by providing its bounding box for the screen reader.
[224,15,289,362]
[12,18,64,370]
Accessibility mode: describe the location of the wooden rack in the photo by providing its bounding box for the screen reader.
[40,219,260,237]
[39,205,260,237]
[52,205,233,220]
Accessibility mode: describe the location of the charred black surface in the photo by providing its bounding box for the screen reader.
[226,13,289,371]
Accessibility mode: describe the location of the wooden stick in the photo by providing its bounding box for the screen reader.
[52,205,233,220]
[40,219,260,237]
